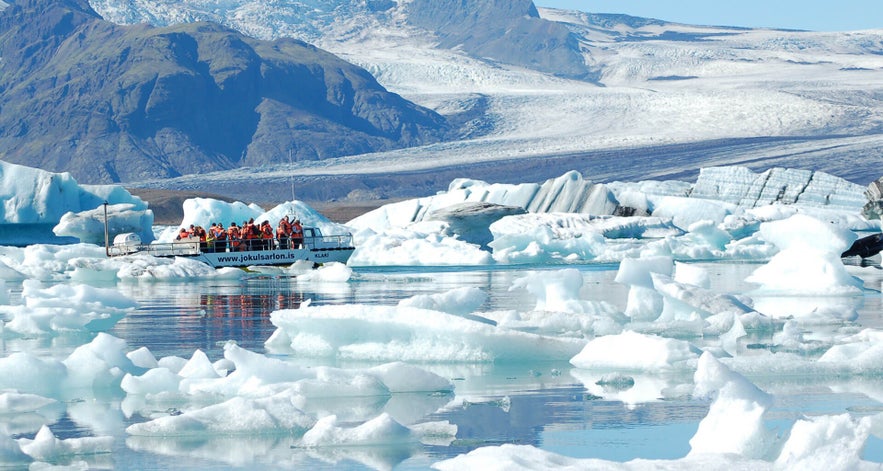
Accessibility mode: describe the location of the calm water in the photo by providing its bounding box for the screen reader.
[6,263,883,469]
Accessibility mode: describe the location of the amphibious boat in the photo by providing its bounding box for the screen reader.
[103,205,355,268]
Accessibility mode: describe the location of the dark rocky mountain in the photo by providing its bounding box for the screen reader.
[0,0,449,184]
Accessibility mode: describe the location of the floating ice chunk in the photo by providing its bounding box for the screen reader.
[0,261,25,282]
[120,367,182,397]
[752,295,859,323]
[608,178,693,215]
[429,201,526,250]
[301,413,417,447]
[116,255,245,281]
[0,392,56,413]
[349,172,618,234]
[62,333,137,395]
[691,167,866,210]
[398,286,487,317]
[622,285,663,322]
[17,425,112,461]
[775,414,872,469]
[818,329,883,373]
[685,220,734,253]
[54,202,155,244]
[651,273,756,320]
[126,347,159,369]
[569,331,700,372]
[747,250,864,295]
[366,362,453,393]
[615,256,673,288]
[178,350,222,380]
[674,262,711,289]
[0,281,136,335]
[689,352,774,459]
[268,304,585,362]
[126,394,314,437]
[188,343,312,397]
[569,370,687,406]
[616,256,675,324]
[652,196,736,230]
[0,352,67,398]
[759,214,856,254]
[431,444,599,471]
[290,366,389,399]
[0,435,30,466]
[295,262,352,282]
[511,268,606,315]
[0,161,149,244]
[350,221,493,266]
[746,215,862,295]
[172,198,263,241]
[490,213,658,264]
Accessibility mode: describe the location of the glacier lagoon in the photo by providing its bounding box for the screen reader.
[2,164,883,468]
[1,260,883,469]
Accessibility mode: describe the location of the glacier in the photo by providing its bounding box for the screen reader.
[83,0,883,201]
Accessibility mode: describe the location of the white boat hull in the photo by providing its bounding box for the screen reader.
[108,227,355,268]
[188,246,354,268]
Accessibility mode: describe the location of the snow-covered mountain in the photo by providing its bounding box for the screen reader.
[55,2,883,200]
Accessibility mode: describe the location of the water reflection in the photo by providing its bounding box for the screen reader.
[3,264,880,469]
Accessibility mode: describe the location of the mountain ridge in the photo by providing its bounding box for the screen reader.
[0,0,449,183]
[4,0,883,203]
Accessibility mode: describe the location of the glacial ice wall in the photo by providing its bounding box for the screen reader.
[349,166,869,235]
[689,167,865,210]
[349,170,620,231]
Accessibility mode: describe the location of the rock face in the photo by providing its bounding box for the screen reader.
[689,167,865,210]
[0,0,448,184]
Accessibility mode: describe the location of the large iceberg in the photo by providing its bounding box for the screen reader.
[341,166,877,266]
[690,166,866,209]
[0,161,153,245]
[155,198,352,243]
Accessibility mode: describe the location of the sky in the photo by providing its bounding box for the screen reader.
[533,1,883,32]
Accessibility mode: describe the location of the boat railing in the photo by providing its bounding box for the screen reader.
[109,231,354,257]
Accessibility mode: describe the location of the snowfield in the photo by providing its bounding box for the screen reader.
[85,1,883,193]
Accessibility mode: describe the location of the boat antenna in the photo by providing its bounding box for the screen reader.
[103,201,110,257]
[289,148,295,202]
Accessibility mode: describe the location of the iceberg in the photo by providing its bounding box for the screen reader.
[690,166,866,210]
[348,171,621,233]
[0,161,152,245]
[266,303,586,362]
[158,197,352,244]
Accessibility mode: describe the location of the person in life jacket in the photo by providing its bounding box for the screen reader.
[291,219,304,249]
[194,226,208,252]
[260,220,274,250]
[211,223,227,252]
[276,216,292,249]
[227,222,241,251]
[205,224,216,253]
[240,219,255,250]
